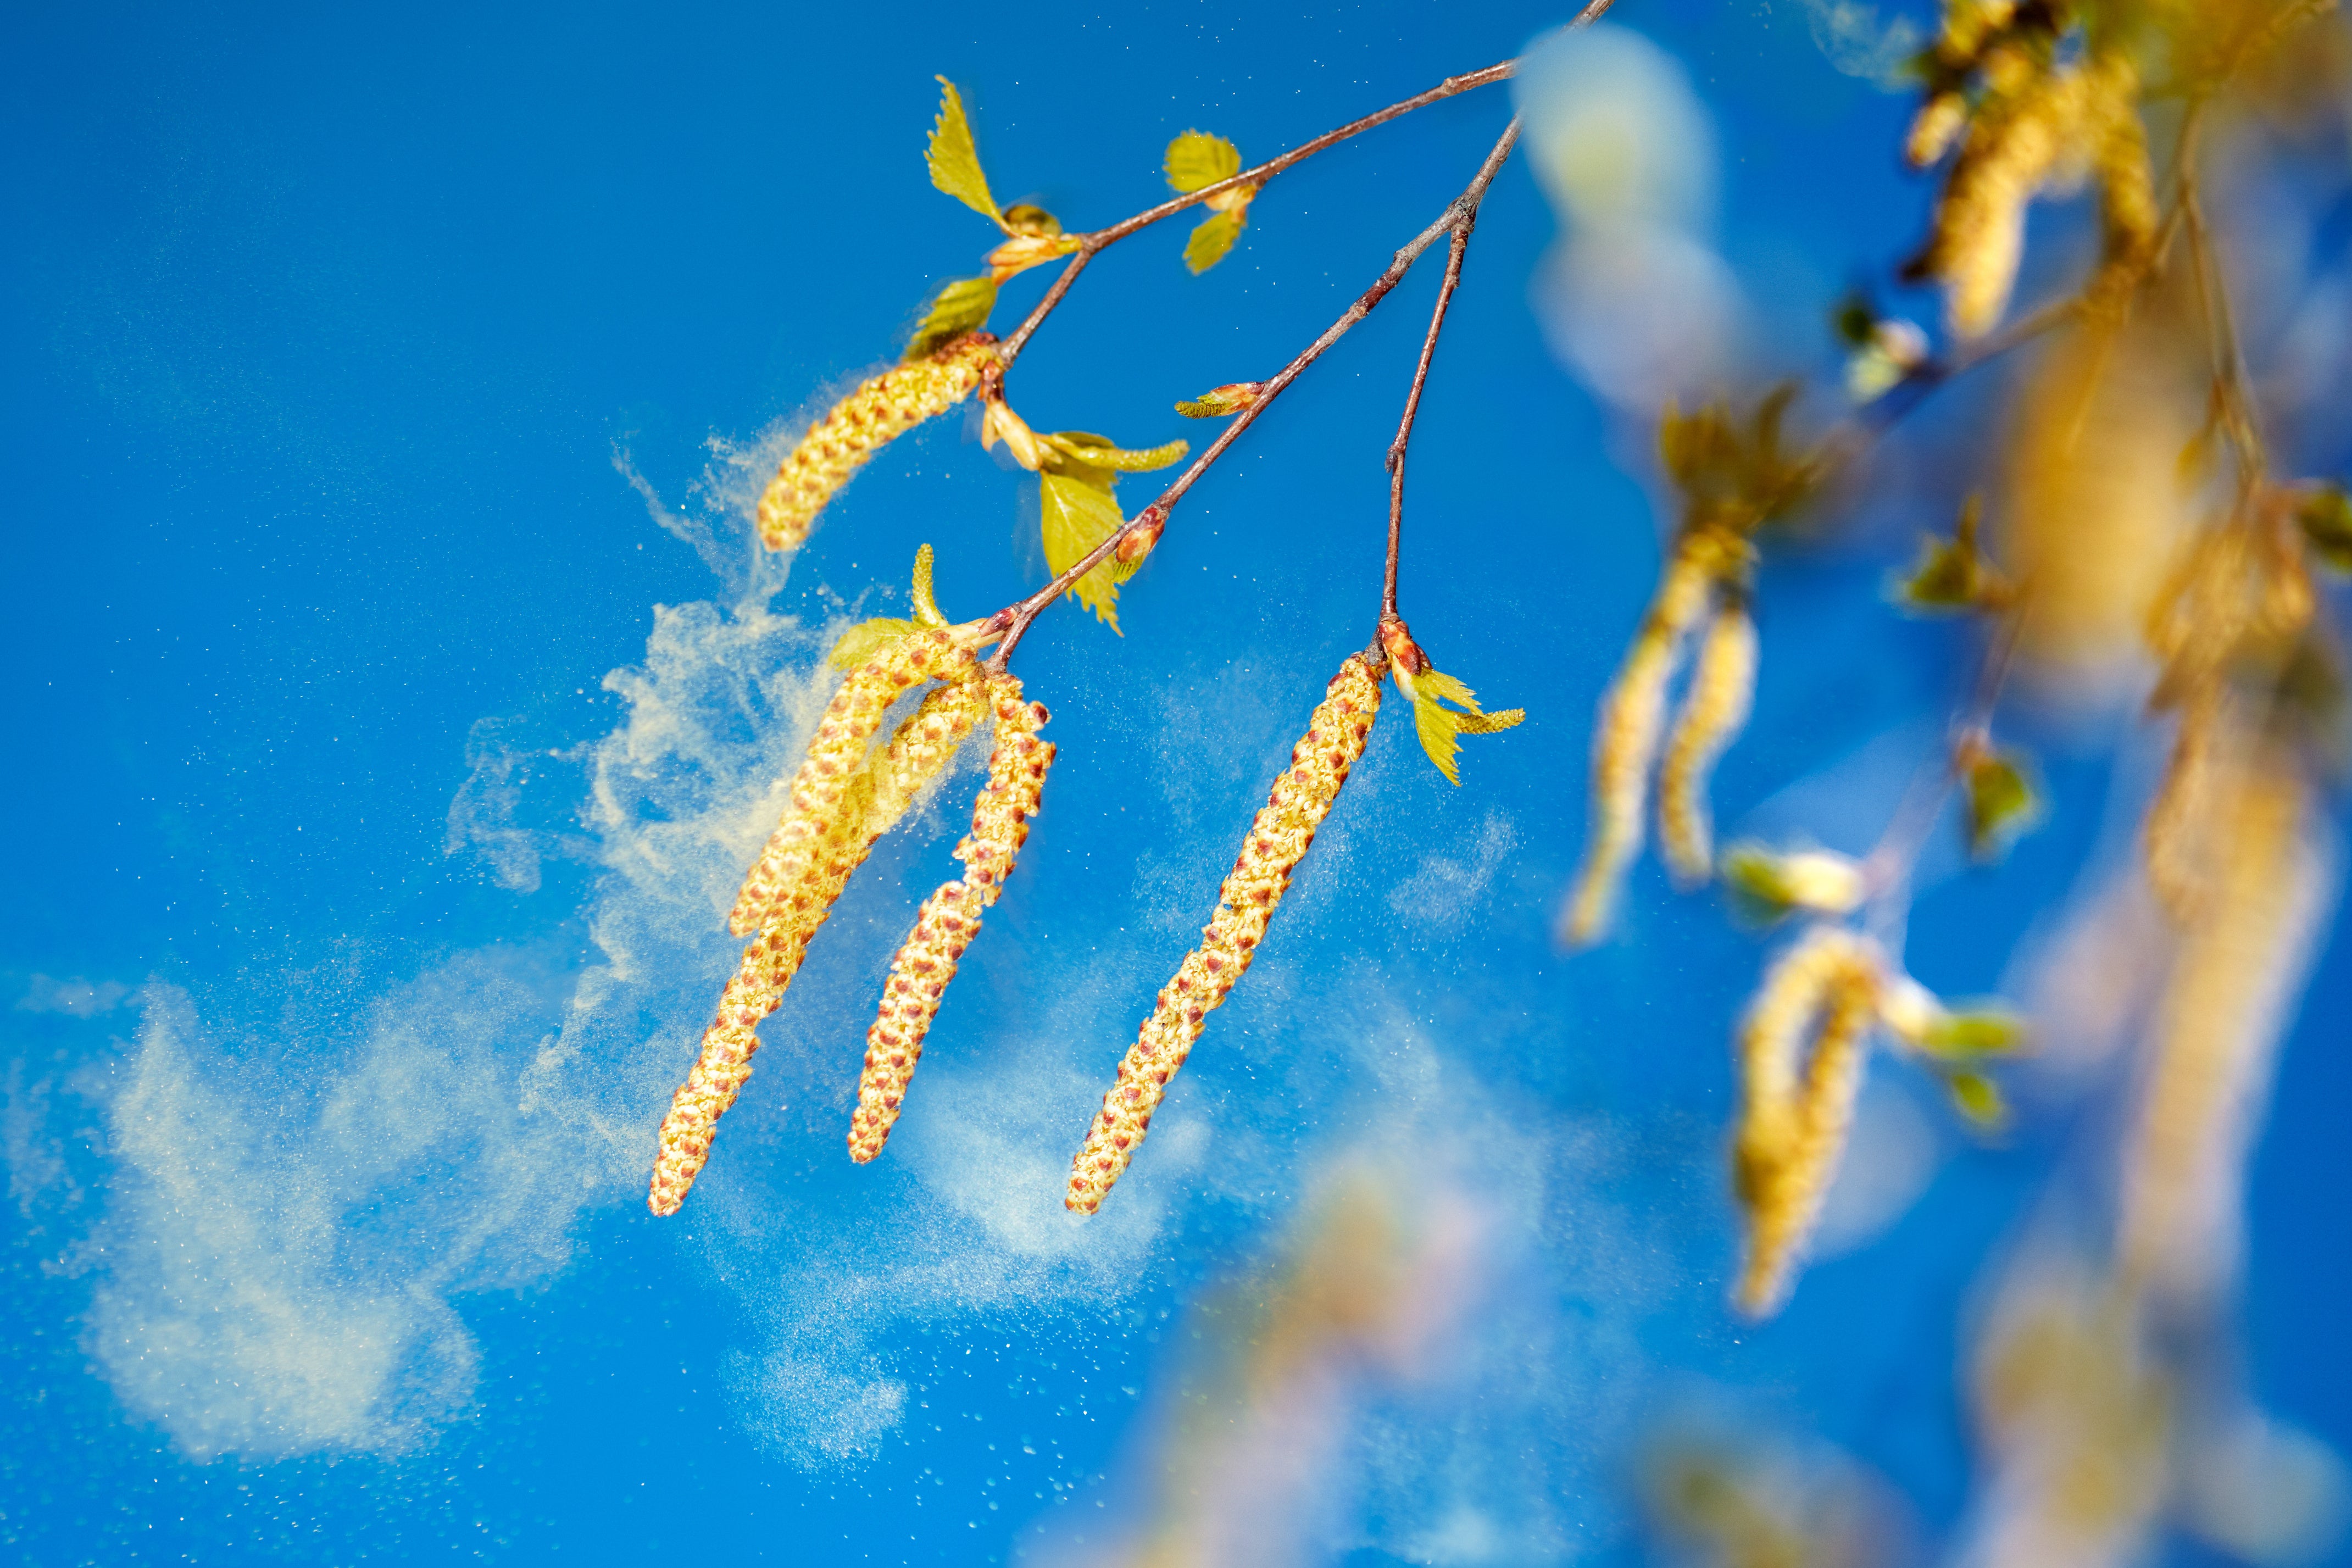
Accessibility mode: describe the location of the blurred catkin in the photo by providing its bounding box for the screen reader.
[755,334,997,551]
[849,675,1054,1163]
[2001,324,2198,692]
[648,632,981,1215]
[1565,538,1716,943]
[1065,655,1381,1214]
[1731,926,1883,1317]
[2120,743,2318,1305]
[1659,596,1759,887]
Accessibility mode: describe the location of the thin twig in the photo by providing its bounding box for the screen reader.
[985,118,1525,672]
[993,0,1616,371]
[1384,217,1477,621]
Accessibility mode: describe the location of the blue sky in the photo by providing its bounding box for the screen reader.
[5,2,2349,1563]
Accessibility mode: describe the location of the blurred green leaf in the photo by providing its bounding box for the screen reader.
[1163,130,1242,193]
[1964,748,2040,860]
[2298,483,2352,572]
[1183,208,1245,274]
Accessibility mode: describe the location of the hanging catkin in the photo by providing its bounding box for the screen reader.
[648,635,986,1216]
[755,334,998,551]
[1730,925,1883,1317]
[1564,540,1716,944]
[1658,595,1758,888]
[1064,654,1381,1215]
[849,676,1054,1163]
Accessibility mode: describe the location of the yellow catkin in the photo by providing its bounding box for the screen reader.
[1658,598,1759,889]
[754,335,997,551]
[1064,655,1382,1215]
[729,632,981,937]
[1564,542,1716,944]
[648,633,986,1216]
[1731,926,1882,1317]
[2119,754,2311,1305]
[1927,65,2082,337]
[848,676,1054,1163]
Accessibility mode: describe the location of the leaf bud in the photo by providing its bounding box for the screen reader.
[1114,504,1168,565]
[1174,382,1265,419]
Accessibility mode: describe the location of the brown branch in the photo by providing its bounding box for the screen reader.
[1384,216,1477,622]
[985,117,1525,672]
[992,0,1617,371]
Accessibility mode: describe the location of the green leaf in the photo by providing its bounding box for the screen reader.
[1183,208,1246,274]
[1414,698,1467,785]
[1719,842,1866,925]
[1922,1008,2027,1057]
[1943,1070,2009,1131]
[1897,495,2011,612]
[829,617,921,671]
[926,76,1002,226]
[904,275,999,362]
[1964,748,2039,860]
[1163,130,1242,193]
[909,543,948,629]
[1041,431,1189,473]
[999,202,1061,237]
[1039,469,1135,631]
[2298,483,2352,572]
[1404,668,1523,784]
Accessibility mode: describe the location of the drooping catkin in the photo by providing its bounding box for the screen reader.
[1064,655,1382,1214]
[754,334,997,551]
[1658,596,1758,888]
[730,631,982,938]
[848,676,1053,1163]
[1564,542,1716,944]
[648,636,987,1216]
[1731,926,1883,1317]
[2119,753,2317,1306]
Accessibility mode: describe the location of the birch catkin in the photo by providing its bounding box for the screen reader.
[849,676,1053,1163]
[1064,654,1381,1215]
[1564,542,1715,944]
[1658,597,1758,888]
[1731,926,1882,1317]
[648,633,984,1216]
[755,334,997,551]
[730,631,981,937]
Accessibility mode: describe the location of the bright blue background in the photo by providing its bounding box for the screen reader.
[4,2,2348,1564]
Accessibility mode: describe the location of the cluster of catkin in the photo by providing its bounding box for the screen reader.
[1064,654,1381,1214]
[754,333,998,552]
[849,680,1053,1162]
[1729,926,1971,1317]
[1564,530,1758,946]
[1903,6,2156,336]
[648,629,1045,1215]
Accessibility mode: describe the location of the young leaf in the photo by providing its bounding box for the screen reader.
[1922,1008,2027,1057]
[1175,382,1264,418]
[1964,747,2039,860]
[999,203,1061,237]
[1041,430,1189,472]
[1183,208,1246,274]
[829,617,922,671]
[1039,469,1136,631]
[904,276,999,362]
[1163,130,1242,193]
[909,542,949,629]
[926,76,1003,226]
[1386,654,1524,786]
[1897,495,2012,611]
[1720,843,1867,924]
[1943,1069,2009,1131]
[2298,483,2352,572]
